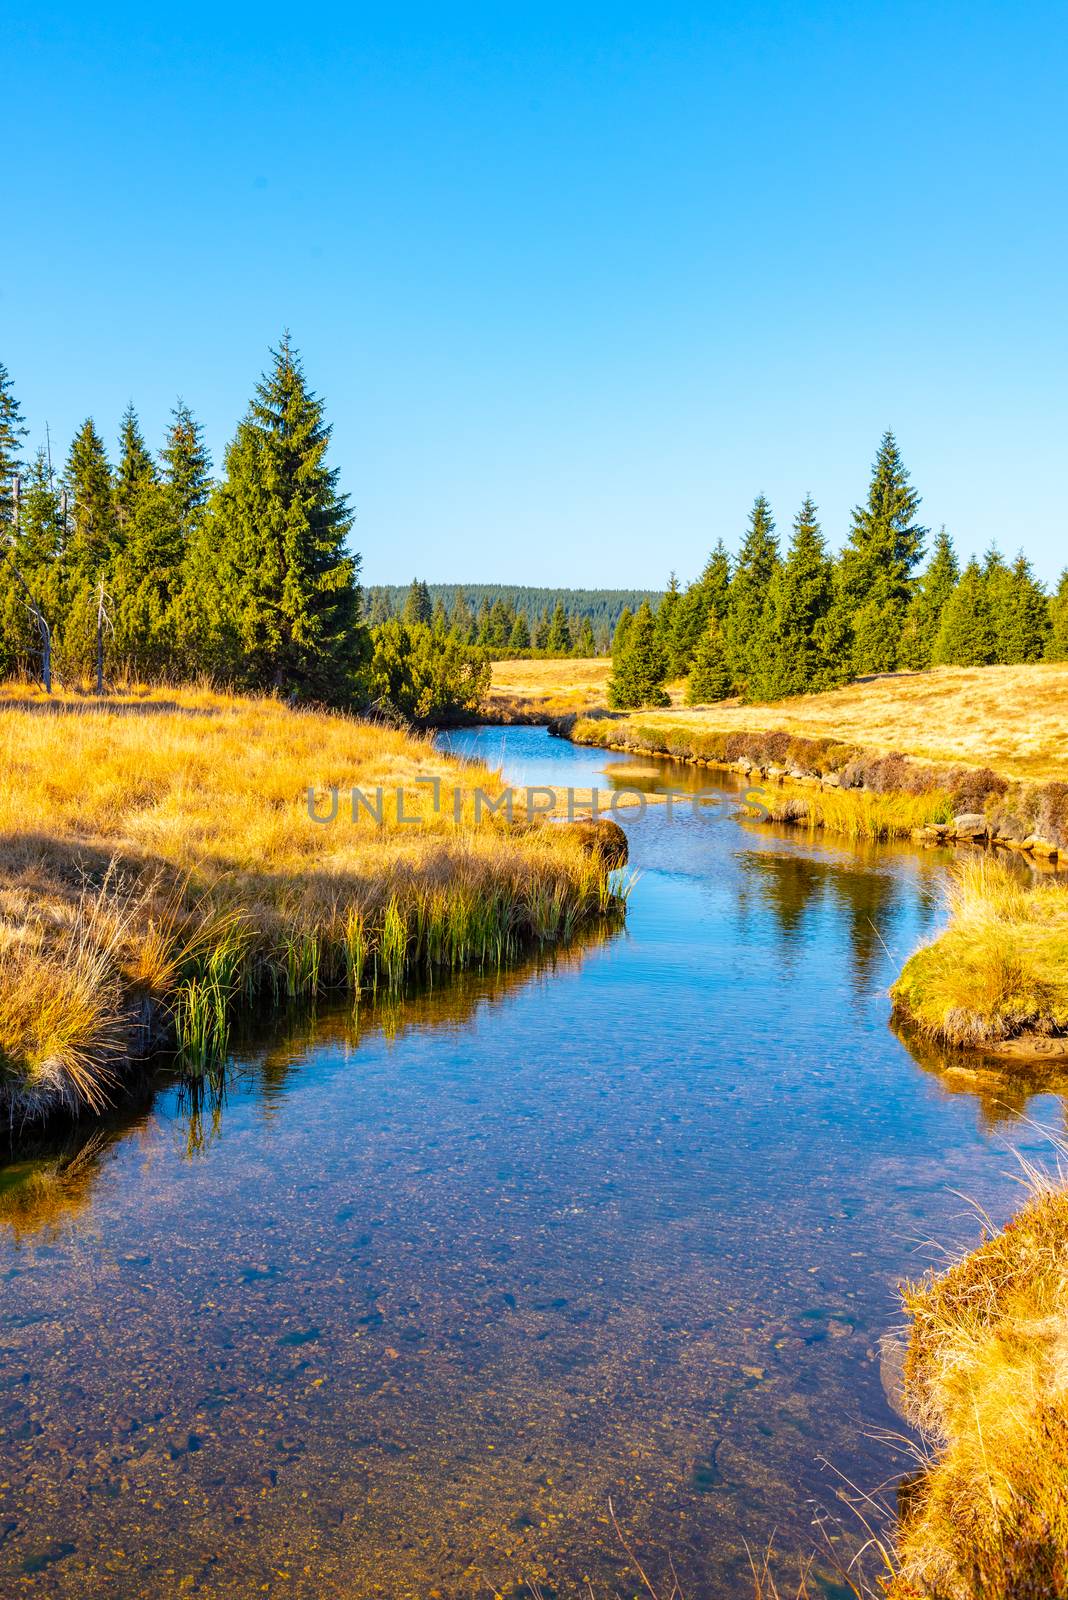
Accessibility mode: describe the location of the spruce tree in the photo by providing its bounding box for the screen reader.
[114,404,157,533]
[487,598,512,651]
[611,606,633,660]
[576,616,596,657]
[724,495,779,694]
[838,431,926,674]
[933,559,996,666]
[508,610,531,652]
[994,553,1050,663]
[608,599,669,708]
[755,496,840,699]
[12,448,64,568]
[0,360,27,527]
[655,572,680,657]
[161,401,212,539]
[671,540,731,675]
[112,479,188,676]
[0,448,64,678]
[900,526,958,669]
[545,601,572,655]
[1046,569,1068,661]
[451,592,475,642]
[63,419,117,577]
[198,336,366,699]
[403,578,433,625]
[685,612,732,703]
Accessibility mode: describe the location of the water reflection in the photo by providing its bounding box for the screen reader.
[0,727,1063,1599]
[0,931,618,1244]
[893,1021,1068,1131]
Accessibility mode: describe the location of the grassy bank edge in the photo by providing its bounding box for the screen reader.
[889,857,1068,1050]
[561,713,1067,853]
[886,1172,1068,1599]
[0,688,629,1126]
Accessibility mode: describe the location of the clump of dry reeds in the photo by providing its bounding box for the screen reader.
[891,857,1068,1047]
[889,1155,1068,1598]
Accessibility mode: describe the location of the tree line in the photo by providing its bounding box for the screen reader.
[0,342,490,721]
[607,432,1068,709]
[365,583,657,655]
[382,580,626,658]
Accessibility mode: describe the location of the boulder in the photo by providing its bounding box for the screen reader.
[1023,836,1059,859]
[821,772,841,788]
[952,812,989,838]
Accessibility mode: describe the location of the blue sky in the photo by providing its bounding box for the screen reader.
[5,2,1066,586]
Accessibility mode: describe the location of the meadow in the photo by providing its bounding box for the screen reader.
[0,684,623,1119]
[491,658,1068,780]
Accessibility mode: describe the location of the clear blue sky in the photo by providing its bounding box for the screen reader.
[6,2,1066,587]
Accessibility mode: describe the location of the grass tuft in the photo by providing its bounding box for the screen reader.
[889,1171,1068,1598]
[891,858,1068,1047]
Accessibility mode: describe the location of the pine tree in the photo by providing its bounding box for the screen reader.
[724,495,779,693]
[367,588,393,625]
[838,431,927,674]
[114,404,158,533]
[608,599,669,708]
[0,361,27,527]
[403,578,432,625]
[576,616,596,656]
[545,601,572,655]
[755,497,841,699]
[993,553,1050,663]
[508,610,530,652]
[1047,569,1068,661]
[533,609,550,651]
[161,401,212,539]
[685,612,732,703]
[900,526,958,669]
[933,559,996,666]
[194,336,366,699]
[63,419,117,577]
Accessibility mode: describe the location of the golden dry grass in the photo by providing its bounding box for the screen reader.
[891,1177,1068,1599]
[891,857,1068,1047]
[0,683,621,1114]
[487,656,619,719]
[511,661,1068,780]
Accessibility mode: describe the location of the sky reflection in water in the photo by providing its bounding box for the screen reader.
[1,726,1064,1599]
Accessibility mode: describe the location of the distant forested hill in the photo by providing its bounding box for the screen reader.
[365,585,662,632]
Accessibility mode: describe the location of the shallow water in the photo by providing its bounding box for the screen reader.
[1,726,1064,1598]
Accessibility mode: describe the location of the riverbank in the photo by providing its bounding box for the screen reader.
[891,857,1068,1053]
[561,713,1067,857]
[514,661,1068,781]
[889,1174,1068,1600]
[0,686,625,1123]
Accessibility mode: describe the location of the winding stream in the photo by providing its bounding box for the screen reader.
[1,726,1064,1597]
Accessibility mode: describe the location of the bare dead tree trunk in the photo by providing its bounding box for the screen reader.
[95,578,112,695]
